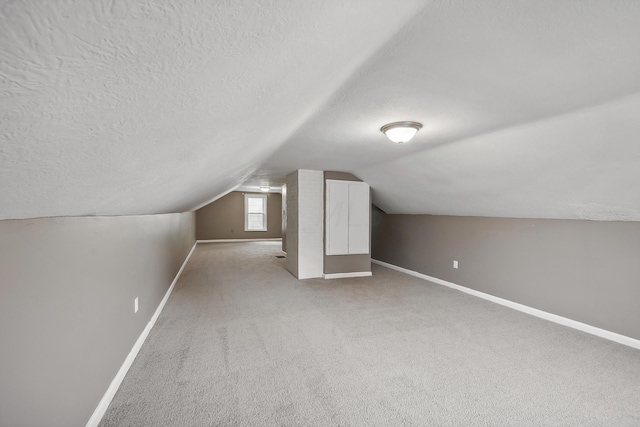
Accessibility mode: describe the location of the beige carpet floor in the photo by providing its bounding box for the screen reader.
[99,241,640,426]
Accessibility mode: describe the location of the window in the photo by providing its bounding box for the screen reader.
[244,193,267,231]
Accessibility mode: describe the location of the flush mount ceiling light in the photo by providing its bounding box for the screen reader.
[260,186,270,192]
[380,121,422,143]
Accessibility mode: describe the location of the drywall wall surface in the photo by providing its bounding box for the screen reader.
[285,172,299,278]
[323,171,371,274]
[324,254,371,275]
[297,170,324,279]
[282,184,287,253]
[324,171,361,183]
[196,191,282,240]
[285,170,324,279]
[372,214,640,341]
[0,212,195,427]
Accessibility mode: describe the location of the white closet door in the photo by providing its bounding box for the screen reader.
[326,180,349,255]
[348,182,370,254]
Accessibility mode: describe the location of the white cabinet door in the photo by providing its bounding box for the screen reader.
[326,180,349,255]
[326,180,369,255]
[348,182,370,254]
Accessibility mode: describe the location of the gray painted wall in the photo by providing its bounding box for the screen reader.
[196,191,282,240]
[323,171,371,274]
[372,213,640,341]
[0,213,195,427]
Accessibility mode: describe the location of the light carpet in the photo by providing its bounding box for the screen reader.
[99,241,640,426]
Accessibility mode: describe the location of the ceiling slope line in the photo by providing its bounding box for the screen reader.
[0,1,430,220]
[354,89,640,176]
[232,0,433,185]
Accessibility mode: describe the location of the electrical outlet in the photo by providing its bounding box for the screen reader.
[453,260,459,269]
[134,297,139,313]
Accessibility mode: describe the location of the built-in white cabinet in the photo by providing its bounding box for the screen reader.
[326,180,370,255]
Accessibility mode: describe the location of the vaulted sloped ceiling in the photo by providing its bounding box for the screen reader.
[2,1,640,221]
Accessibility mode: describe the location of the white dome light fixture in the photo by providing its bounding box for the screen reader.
[380,121,422,143]
[260,186,270,192]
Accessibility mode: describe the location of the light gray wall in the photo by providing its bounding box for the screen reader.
[285,171,299,278]
[282,185,287,253]
[0,213,195,427]
[323,171,371,274]
[196,191,282,240]
[372,213,640,341]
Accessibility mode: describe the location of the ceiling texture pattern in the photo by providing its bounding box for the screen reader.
[2,0,640,221]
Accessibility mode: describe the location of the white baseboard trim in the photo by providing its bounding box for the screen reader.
[372,259,640,351]
[197,238,282,243]
[86,241,198,427]
[323,271,372,279]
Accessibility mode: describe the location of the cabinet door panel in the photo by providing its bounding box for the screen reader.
[348,182,370,254]
[326,180,349,255]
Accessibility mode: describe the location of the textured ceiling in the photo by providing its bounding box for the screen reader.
[2,0,640,221]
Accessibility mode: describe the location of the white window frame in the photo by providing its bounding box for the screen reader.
[244,193,268,232]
